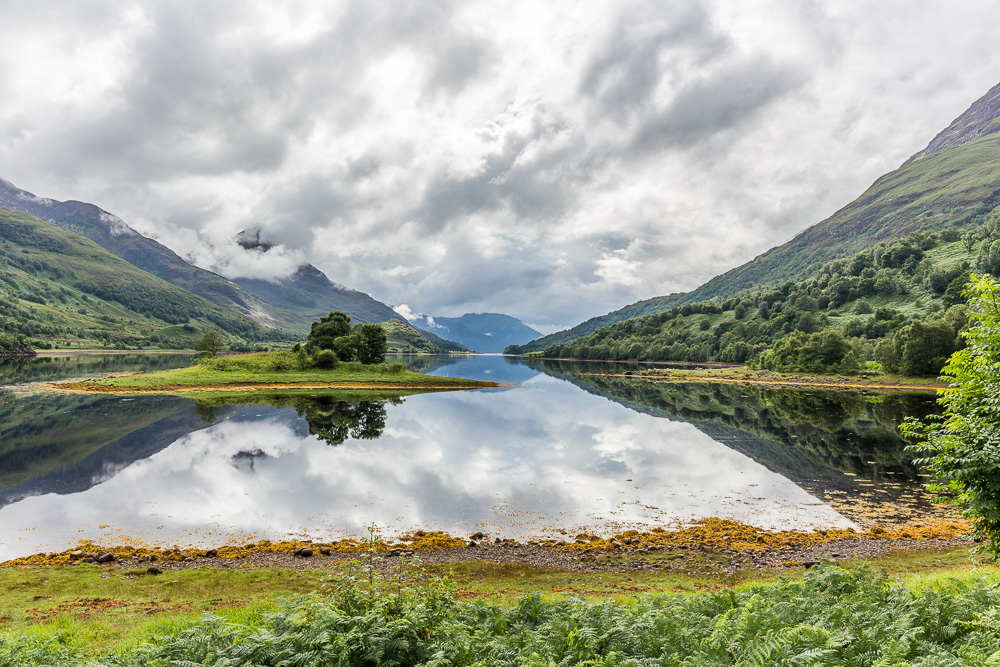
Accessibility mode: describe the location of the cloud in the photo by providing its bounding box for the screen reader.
[1,0,999,329]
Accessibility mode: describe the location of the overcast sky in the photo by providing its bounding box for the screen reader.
[1,1,998,331]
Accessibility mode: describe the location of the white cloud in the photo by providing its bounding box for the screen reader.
[0,0,998,328]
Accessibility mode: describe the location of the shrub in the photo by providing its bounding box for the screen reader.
[314,349,338,369]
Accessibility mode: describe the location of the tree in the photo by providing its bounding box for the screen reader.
[902,274,1000,557]
[196,329,224,357]
[354,323,388,365]
[306,311,352,353]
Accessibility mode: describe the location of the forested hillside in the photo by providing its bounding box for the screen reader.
[514,82,1000,353]
[530,217,1000,375]
[0,207,291,349]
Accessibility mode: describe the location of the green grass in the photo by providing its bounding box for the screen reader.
[59,353,498,395]
[2,550,999,663]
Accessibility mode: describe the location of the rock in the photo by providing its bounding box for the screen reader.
[147,567,162,575]
[69,550,85,560]
[81,556,96,564]
[494,538,502,544]
[204,549,218,558]
[610,540,623,548]
[96,552,116,564]
[467,540,478,548]
[293,547,304,556]
[320,547,331,556]
[387,548,402,557]
[299,547,314,557]
[183,556,194,562]
[149,555,159,562]
[471,532,485,541]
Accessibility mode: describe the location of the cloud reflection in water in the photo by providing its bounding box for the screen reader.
[0,376,851,558]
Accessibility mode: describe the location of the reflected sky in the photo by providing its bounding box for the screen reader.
[0,356,852,559]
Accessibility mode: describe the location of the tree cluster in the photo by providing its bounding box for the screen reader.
[540,227,982,375]
[305,311,388,366]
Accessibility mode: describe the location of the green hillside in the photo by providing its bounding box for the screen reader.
[379,319,469,354]
[514,83,1000,353]
[534,221,1000,375]
[0,206,292,349]
[0,179,404,333]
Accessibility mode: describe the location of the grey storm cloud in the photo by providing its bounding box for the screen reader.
[2,0,1000,330]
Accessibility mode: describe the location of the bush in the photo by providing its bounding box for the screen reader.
[313,349,338,369]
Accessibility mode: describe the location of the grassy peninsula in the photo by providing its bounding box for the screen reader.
[52,350,499,396]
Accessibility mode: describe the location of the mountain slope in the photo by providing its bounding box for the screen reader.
[378,320,469,354]
[0,178,301,330]
[232,264,404,326]
[0,206,289,347]
[409,313,541,353]
[0,178,404,333]
[516,81,1000,352]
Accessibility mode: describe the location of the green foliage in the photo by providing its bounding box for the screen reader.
[194,329,224,357]
[753,328,860,374]
[5,566,1000,665]
[902,274,1000,557]
[306,310,352,353]
[0,332,33,353]
[314,348,338,369]
[534,227,983,375]
[354,323,388,365]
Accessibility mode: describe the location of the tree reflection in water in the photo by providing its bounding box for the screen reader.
[291,396,402,445]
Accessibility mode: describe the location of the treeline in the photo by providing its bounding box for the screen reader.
[524,218,1000,376]
[0,332,34,355]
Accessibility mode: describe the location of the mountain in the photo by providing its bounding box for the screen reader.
[378,320,469,354]
[407,312,541,353]
[0,178,404,333]
[0,206,289,348]
[231,264,404,327]
[516,80,1000,353]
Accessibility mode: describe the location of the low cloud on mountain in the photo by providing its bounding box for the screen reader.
[1,0,999,328]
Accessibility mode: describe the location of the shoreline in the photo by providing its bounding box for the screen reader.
[4,518,969,571]
[47,379,503,394]
[586,371,942,392]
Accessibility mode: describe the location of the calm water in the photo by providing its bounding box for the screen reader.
[0,354,940,559]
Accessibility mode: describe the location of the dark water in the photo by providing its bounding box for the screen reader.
[0,354,940,559]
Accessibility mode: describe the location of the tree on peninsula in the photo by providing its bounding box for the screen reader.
[306,311,388,365]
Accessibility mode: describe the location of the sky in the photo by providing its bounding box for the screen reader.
[1,1,999,332]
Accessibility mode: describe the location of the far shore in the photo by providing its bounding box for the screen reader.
[513,356,945,392]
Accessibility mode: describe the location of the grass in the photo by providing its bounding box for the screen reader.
[2,548,998,662]
[52,352,499,395]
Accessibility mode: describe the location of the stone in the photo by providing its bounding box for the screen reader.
[147,567,162,575]
[96,552,116,564]
[470,532,485,541]
[69,550,85,560]
[299,547,314,557]
[205,549,218,558]
[319,547,331,556]
[81,556,95,564]
[467,540,478,548]
[494,538,502,544]
[149,555,159,562]
[387,549,402,557]
[183,556,194,562]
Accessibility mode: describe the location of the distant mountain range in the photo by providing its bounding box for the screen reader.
[515,80,1000,353]
[404,312,541,353]
[0,179,403,334]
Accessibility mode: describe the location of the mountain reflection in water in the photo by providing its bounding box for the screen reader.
[0,354,941,559]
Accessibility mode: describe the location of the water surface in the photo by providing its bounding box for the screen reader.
[0,354,938,559]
